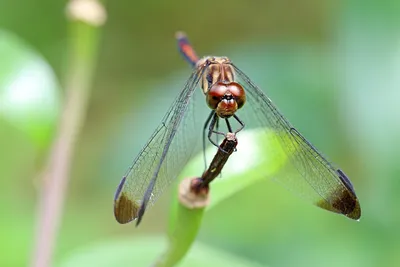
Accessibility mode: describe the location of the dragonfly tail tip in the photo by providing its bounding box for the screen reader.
[175,31,187,40]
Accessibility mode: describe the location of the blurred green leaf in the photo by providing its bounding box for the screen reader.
[57,236,264,267]
[0,29,61,148]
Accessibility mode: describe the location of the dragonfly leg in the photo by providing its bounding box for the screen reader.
[208,113,228,153]
[203,111,215,170]
[215,116,220,146]
[233,114,245,133]
[225,118,233,133]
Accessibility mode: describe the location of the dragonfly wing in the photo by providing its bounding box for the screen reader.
[114,66,208,224]
[232,64,361,220]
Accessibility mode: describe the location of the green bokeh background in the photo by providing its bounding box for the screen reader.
[1,0,400,266]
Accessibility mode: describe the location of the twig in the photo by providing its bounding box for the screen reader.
[30,1,105,267]
[155,133,238,267]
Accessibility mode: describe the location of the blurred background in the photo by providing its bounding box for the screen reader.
[1,0,400,266]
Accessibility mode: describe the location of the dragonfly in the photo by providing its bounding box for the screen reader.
[114,32,361,225]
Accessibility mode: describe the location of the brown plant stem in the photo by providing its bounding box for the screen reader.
[30,2,105,266]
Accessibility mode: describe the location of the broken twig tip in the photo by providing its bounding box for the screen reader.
[178,177,210,209]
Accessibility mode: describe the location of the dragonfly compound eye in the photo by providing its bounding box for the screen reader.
[206,83,226,109]
[226,82,246,109]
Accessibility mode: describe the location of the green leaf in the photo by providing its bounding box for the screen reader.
[0,30,61,148]
[57,236,265,267]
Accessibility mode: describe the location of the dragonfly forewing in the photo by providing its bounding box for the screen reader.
[114,66,208,224]
[232,64,361,220]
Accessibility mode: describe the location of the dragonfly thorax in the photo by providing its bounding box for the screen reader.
[199,56,234,94]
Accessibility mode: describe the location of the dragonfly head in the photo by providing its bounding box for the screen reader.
[199,57,246,118]
[206,81,246,118]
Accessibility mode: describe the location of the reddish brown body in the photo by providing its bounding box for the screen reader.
[197,57,246,118]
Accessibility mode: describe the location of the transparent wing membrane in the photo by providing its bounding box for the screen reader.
[232,64,360,219]
[114,66,209,224]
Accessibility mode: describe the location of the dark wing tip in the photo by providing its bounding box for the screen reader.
[135,202,147,227]
[316,169,361,220]
[135,178,157,226]
[316,194,361,220]
[114,176,126,201]
[114,192,140,224]
[135,187,154,226]
[114,177,140,224]
[337,169,357,195]
[336,169,361,220]
[345,200,361,220]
